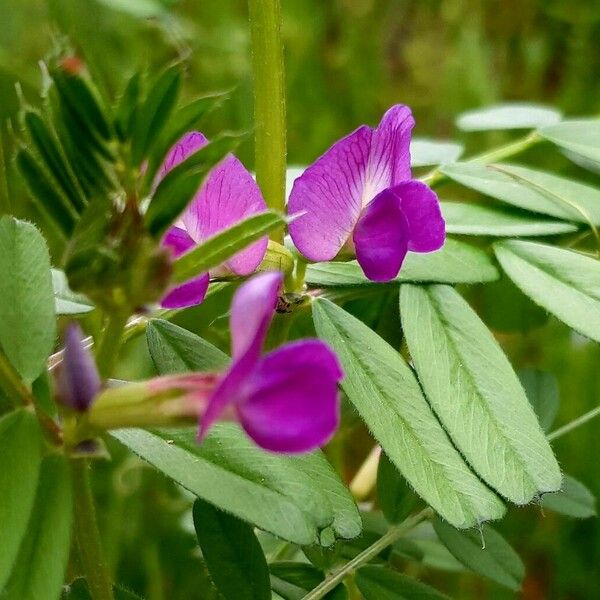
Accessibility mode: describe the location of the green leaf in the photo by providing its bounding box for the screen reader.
[356,565,450,600]
[441,202,577,237]
[0,217,56,384]
[132,65,181,164]
[146,318,230,373]
[539,120,600,163]
[518,369,560,432]
[456,103,561,131]
[113,426,320,545]
[114,73,141,141]
[440,162,600,225]
[2,454,72,600]
[410,138,463,167]
[95,0,167,18]
[540,475,596,518]
[269,562,347,600]
[400,284,561,504]
[193,498,271,600]
[172,210,286,284]
[52,269,94,315]
[312,299,505,528]
[145,134,241,238]
[432,517,525,591]
[405,522,465,573]
[306,239,498,288]
[377,453,419,525]
[0,410,43,591]
[494,239,600,342]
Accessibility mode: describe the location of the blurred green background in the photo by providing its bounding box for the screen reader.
[2,1,599,598]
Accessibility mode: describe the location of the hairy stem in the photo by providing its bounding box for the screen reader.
[95,311,128,380]
[302,508,433,600]
[547,405,600,441]
[71,458,115,600]
[248,0,286,241]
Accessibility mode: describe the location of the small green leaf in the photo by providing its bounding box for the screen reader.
[172,210,286,284]
[441,202,577,237]
[145,134,241,238]
[113,426,320,545]
[400,284,561,504]
[114,73,141,142]
[312,299,505,528]
[0,217,56,384]
[432,517,525,591]
[356,565,450,600]
[0,410,43,591]
[540,120,600,164]
[518,369,560,432]
[494,239,600,342]
[540,475,596,518]
[410,138,463,167]
[3,455,72,600]
[132,65,181,165]
[193,498,271,600]
[306,239,498,287]
[52,269,94,315]
[441,162,600,225]
[377,452,419,525]
[146,318,229,373]
[456,103,561,131]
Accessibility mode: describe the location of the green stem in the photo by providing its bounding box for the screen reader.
[547,405,600,441]
[0,348,32,406]
[301,508,433,600]
[421,131,542,187]
[71,458,115,600]
[95,312,128,380]
[248,0,286,241]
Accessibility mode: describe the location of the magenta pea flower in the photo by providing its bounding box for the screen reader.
[153,271,343,453]
[159,132,268,308]
[288,105,445,281]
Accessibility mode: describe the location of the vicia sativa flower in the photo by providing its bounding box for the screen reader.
[288,105,445,281]
[154,271,343,453]
[159,132,268,308]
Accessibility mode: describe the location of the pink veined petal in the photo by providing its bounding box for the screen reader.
[393,181,446,252]
[353,188,410,282]
[237,340,343,453]
[158,131,208,180]
[288,125,372,262]
[182,153,268,275]
[366,105,415,196]
[230,271,283,360]
[160,226,209,308]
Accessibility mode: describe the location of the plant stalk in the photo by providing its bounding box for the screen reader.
[71,458,115,600]
[248,0,286,241]
[95,311,129,380]
[547,405,600,441]
[301,508,433,600]
[0,348,32,406]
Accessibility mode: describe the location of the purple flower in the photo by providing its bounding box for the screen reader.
[201,271,342,452]
[57,323,101,411]
[159,132,268,308]
[288,105,445,281]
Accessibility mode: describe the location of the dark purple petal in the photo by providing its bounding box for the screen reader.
[353,188,410,282]
[394,181,446,252]
[288,126,372,261]
[160,226,209,308]
[237,340,342,453]
[230,271,282,360]
[182,153,268,276]
[57,323,101,411]
[368,104,414,189]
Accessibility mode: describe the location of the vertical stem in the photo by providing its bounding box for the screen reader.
[71,458,115,600]
[248,0,286,241]
[0,348,32,406]
[95,312,128,380]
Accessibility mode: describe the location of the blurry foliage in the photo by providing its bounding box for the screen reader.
[2,1,600,598]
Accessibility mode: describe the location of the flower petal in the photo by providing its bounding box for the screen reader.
[182,153,268,275]
[158,131,208,179]
[161,226,209,308]
[353,188,410,282]
[394,181,446,252]
[367,104,414,192]
[288,126,372,261]
[230,271,282,360]
[237,340,342,453]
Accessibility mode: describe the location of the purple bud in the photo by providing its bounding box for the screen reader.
[56,323,101,411]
